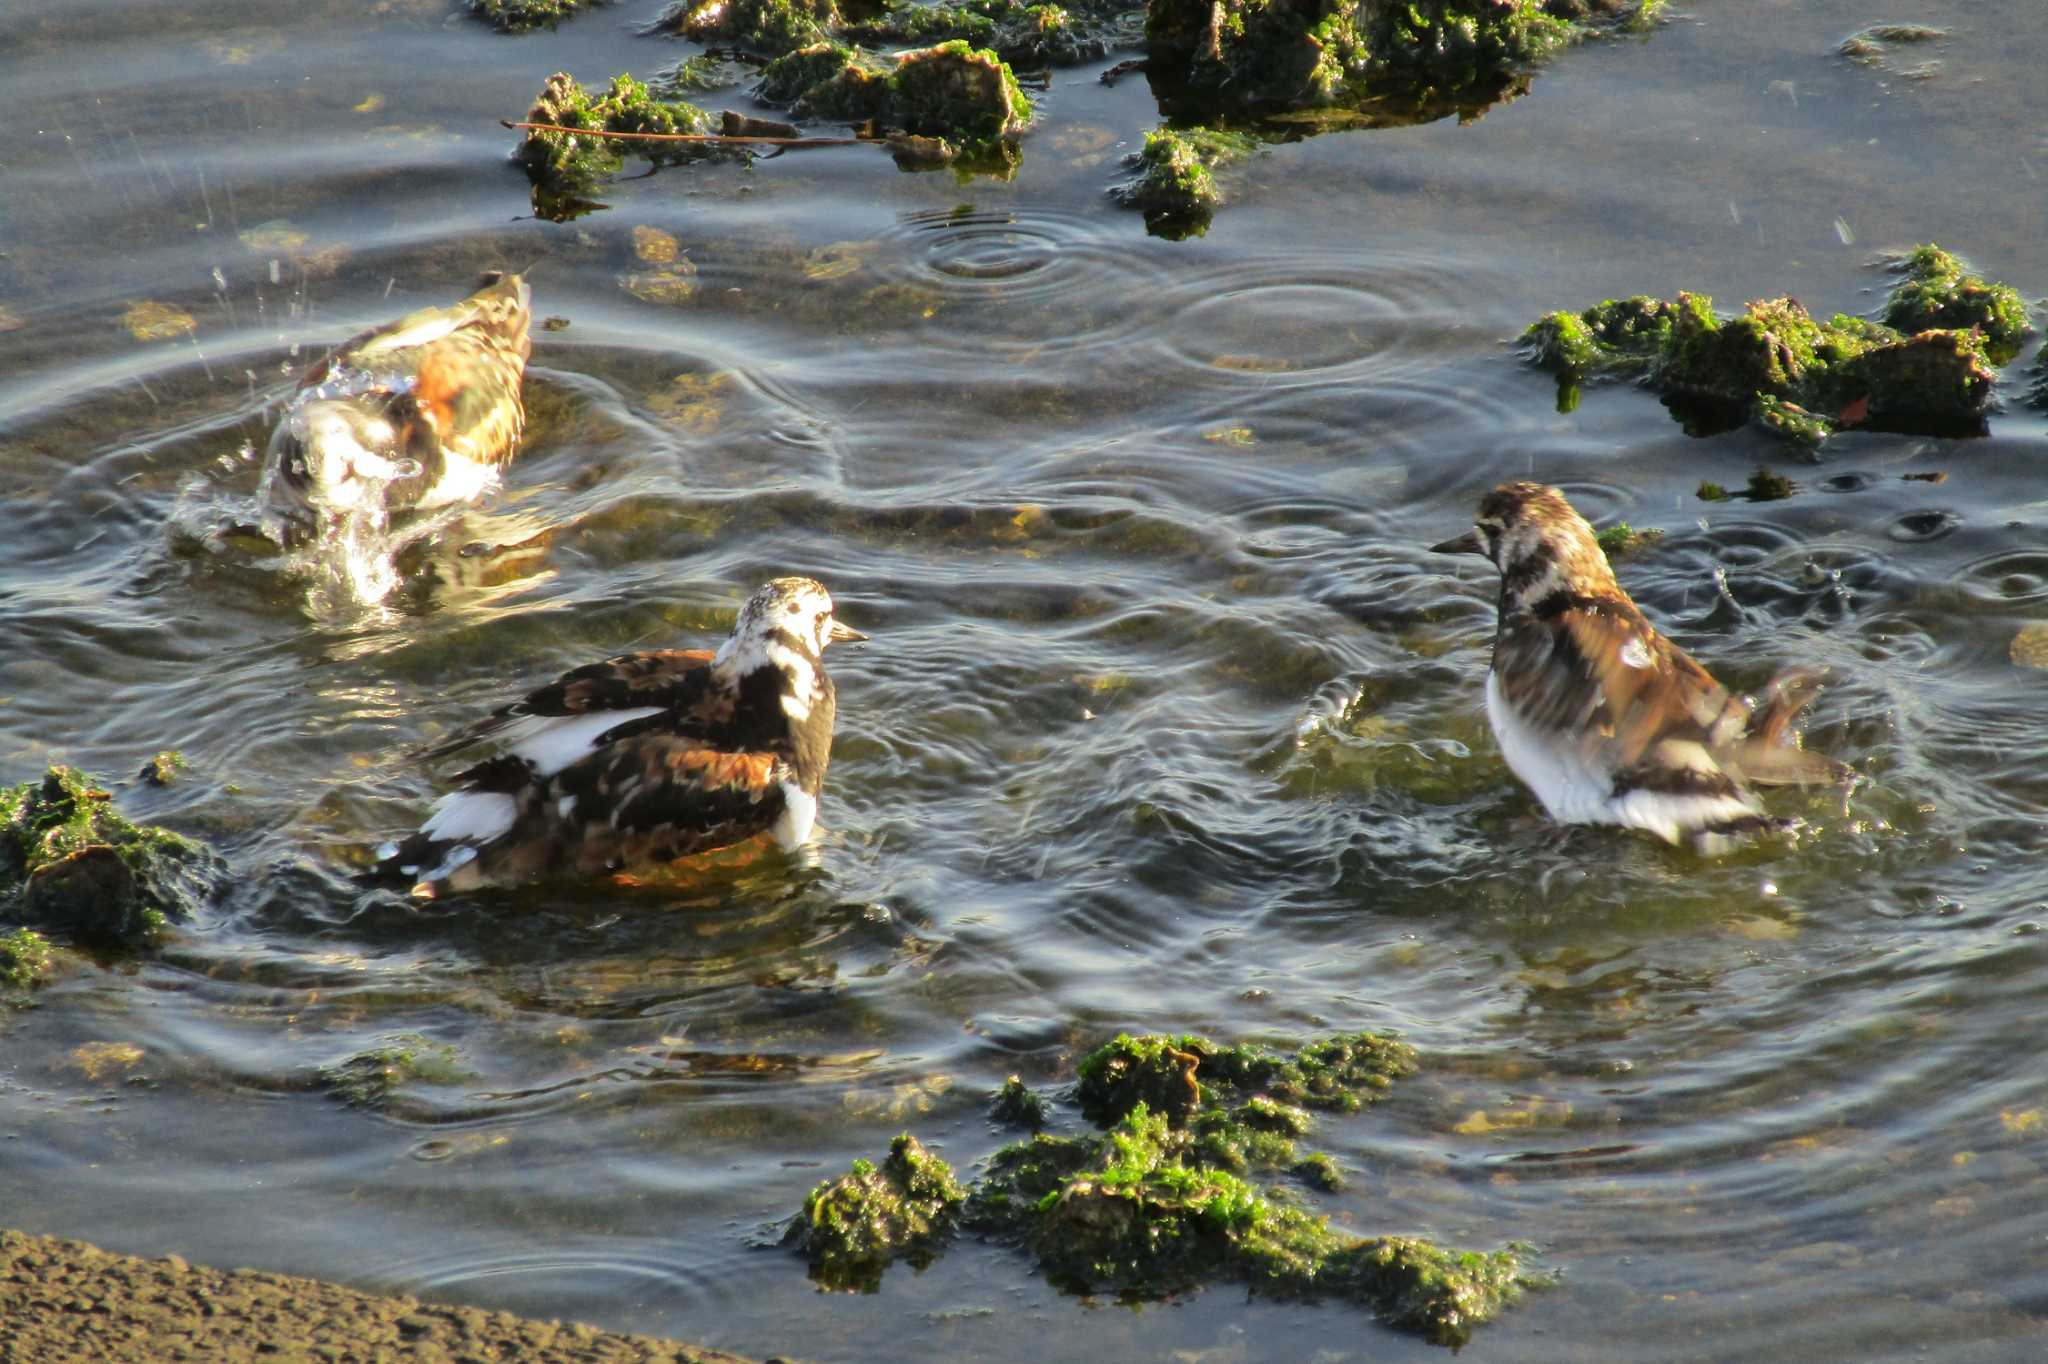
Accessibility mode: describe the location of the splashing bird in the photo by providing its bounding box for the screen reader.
[1432,481,1849,848]
[369,577,865,895]
[260,272,532,533]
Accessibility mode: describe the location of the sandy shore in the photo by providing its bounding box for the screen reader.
[0,1228,775,1363]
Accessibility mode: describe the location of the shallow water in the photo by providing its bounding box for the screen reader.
[4,0,2048,1358]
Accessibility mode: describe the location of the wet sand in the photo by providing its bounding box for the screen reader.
[0,1228,772,1363]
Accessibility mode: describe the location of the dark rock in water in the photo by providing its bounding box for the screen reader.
[0,767,218,950]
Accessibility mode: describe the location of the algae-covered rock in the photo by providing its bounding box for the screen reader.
[1881,245,2032,363]
[796,1030,1517,1340]
[1145,0,1653,110]
[516,72,716,197]
[467,0,608,32]
[788,40,1033,153]
[972,1030,1515,1342]
[653,0,844,51]
[841,0,1136,67]
[0,767,215,950]
[1075,1029,1416,1127]
[1,927,54,1002]
[1520,246,2028,446]
[1108,127,1257,237]
[1594,521,1662,559]
[991,1075,1052,1129]
[788,1134,967,1290]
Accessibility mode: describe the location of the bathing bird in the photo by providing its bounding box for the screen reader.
[1432,481,1848,847]
[370,576,865,895]
[261,271,532,532]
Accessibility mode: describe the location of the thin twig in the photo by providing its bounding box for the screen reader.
[502,118,873,148]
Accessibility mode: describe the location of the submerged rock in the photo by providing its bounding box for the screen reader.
[1518,245,2033,446]
[316,1034,473,1111]
[787,1134,968,1290]
[0,767,216,950]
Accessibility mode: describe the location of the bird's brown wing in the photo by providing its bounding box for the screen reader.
[550,738,787,870]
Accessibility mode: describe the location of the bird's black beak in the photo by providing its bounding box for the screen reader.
[1430,527,1487,557]
[828,619,868,645]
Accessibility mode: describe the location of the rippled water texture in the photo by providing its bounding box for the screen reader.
[4,0,2048,1359]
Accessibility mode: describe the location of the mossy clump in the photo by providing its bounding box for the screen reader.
[1145,0,1653,110]
[1108,127,1256,236]
[788,40,1032,154]
[991,1075,1052,1129]
[969,1030,1517,1343]
[1521,246,2029,445]
[1075,1029,1416,1127]
[841,0,1131,67]
[1882,245,2032,363]
[138,751,187,788]
[467,0,608,32]
[653,0,843,51]
[1696,470,1794,503]
[0,767,215,950]
[1,927,54,1001]
[1595,521,1662,558]
[316,1034,472,1110]
[787,1134,967,1290]
[515,72,715,193]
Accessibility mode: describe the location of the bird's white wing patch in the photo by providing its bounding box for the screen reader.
[420,790,517,844]
[500,707,665,777]
[1486,671,1614,824]
[770,782,818,850]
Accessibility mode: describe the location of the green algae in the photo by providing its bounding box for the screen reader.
[467,0,608,32]
[516,71,717,207]
[1520,246,2031,446]
[991,1075,1052,1129]
[1,927,54,1002]
[1144,0,1652,111]
[959,1030,1518,1343]
[786,39,1033,154]
[317,1034,473,1111]
[1882,245,2032,363]
[1108,127,1258,238]
[1075,1029,1415,1126]
[1697,469,1793,503]
[1595,521,1662,558]
[788,1134,967,1290]
[0,767,214,950]
[841,0,1139,67]
[138,751,188,788]
[653,0,844,51]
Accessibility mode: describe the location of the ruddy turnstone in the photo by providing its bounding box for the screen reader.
[1432,481,1847,847]
[369,576,865,895]
[260,271,532,532]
